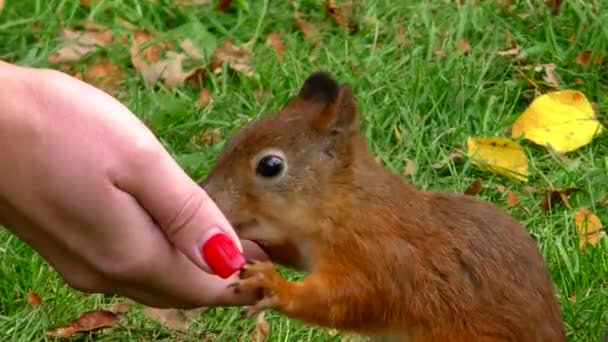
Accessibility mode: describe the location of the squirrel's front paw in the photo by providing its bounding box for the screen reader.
[229,260,283,317]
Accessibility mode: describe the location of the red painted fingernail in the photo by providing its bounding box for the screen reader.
[201,233,246,279]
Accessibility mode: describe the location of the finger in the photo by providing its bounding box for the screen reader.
[114,141,246,278]
[104,191,263,308]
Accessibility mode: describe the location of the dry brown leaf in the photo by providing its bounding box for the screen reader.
[201,128,221,145]
[216,0,232,11]
[175,0,211,5]
[323,0,358,34]
[130,32,203,88]
[143,307,207,332]
[48,24,113,64]
[431,150,464,169]
[45,310,123,337]
[577,51,591,68]
[523,186,537,194]
[574,207,605,251]
[198,88,211,109]
[464,179,483,196]
[506,191,519,207]
[250,312,269,342]
[26,291,42,307]
[546,0,563,14]
[540,188,581,213]
[210,40,255,77]
[456,38,471,55]
[496,46,521,57]
[266,33,285,56]
[83,60,125,95]
[294,12,317,39]
[0,0,5,13]
[542,63,561,88]
[495,185,507,194]
[180,38,204,59]
[403,158,415,177]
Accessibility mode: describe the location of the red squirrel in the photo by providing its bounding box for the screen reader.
[201,72,566,341]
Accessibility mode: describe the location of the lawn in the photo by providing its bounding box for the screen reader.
[1,0,608,341]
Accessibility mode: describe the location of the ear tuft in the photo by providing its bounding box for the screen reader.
[297,71,340,105]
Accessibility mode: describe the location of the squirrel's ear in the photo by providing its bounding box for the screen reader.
[311,84,359,135]
[297,71,340,105]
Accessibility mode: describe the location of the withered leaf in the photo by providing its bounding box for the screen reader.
[523,186,537,194]
[143,307,207,332]
[577,51,591,68]
[26,291,42,307]
[175,0,211,5]
[210,40,255,77]
[48,24,113,64]
[574,207,605,251]
[540,188,581,213]
[216,0,232,11]
[83,60,125,95]
[464,179,483,196]
[506,191,519,207]
[266,33,285,56]
[250,312,269,342]
[495,185,507,194]
[294,12,318,40]
[542,63,562,88]
[456,38,471,55]
[323,0,358,34]
[45,310,123,337]
[201,128,221,145]
[431,150,464,169]
[546,0,563,14]
[198,88,211,109]
[403,158,415,177]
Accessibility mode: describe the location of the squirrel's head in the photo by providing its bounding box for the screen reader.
[201,71,361,269]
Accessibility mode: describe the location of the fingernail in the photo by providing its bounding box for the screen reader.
[201,233,246,279]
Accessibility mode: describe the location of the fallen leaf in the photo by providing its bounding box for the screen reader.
[466,137,529,182]
[506,191,519,207]
[431,150,464,169]
[546,0,563,14]
[143,307,207,332]
[496,46,521,57]
[130,32,203,88]
[511,90,604,153]
[175,0,211,5]
[574,207,605,251]
[294,12,317,40]
[323,0,358,34]
[210,40,255,77]
[201,128,221,145]
[179,38,204,59]
[495,185,507,193]
[456,38,471,55]
[577,51,591,68]
[523,186,537,194]
[0,0,5,13]
[403,158,415,176]
[83,60,125,95]
[45,310,123,337]
[26,291,42,307]
[542,63,562,88]
[216,0,232,11]
[464,178,483,196]
[540,187,581,213]
[250,312,269,342]
[198,88,211,108]
[266,33,285,56]
[48,24,113,64]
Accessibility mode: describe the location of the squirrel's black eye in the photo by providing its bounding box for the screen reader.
[256,155,285,178]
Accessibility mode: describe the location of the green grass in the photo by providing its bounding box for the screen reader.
[1,0,608,341]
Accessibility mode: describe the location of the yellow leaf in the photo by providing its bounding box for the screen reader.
[511,90,604,153]
[574,207,605,251]
[466,137,529,182]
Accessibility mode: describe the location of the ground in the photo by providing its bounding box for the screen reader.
[1,0,607,341]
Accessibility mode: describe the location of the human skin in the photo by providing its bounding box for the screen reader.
[0,60,267,309]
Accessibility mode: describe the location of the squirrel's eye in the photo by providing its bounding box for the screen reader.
[256,155,285,178]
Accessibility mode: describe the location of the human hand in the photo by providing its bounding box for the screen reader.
[0,60,267,309]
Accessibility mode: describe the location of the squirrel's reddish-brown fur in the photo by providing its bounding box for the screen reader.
[202,72,566,341]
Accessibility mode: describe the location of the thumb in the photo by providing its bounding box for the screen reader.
[114,142,246,279]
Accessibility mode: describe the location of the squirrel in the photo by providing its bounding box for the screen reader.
[201,71,566,341]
